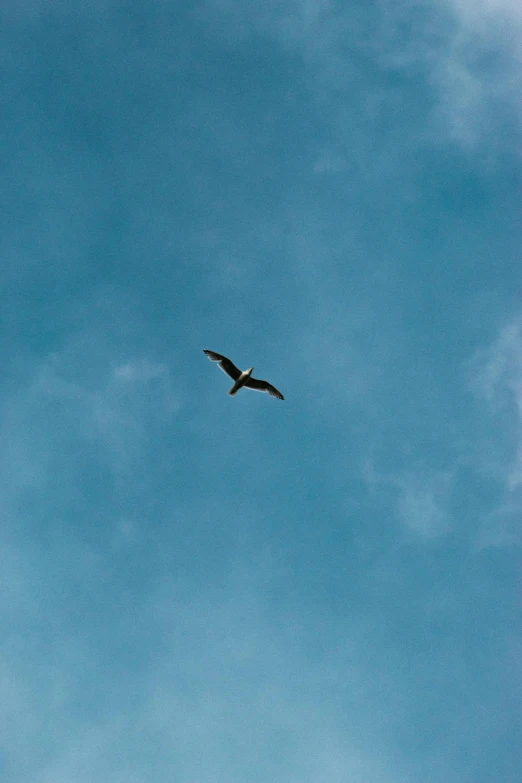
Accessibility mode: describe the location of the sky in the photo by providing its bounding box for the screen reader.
[1,1,521,781]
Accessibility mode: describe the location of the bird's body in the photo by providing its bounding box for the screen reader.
[203,350,284,400]
[228,367,254,396]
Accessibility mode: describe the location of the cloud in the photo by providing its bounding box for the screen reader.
[468,315,522,547]
[439,0,521,148]
[113,359,170,383]
[472,319,521,406]
[361,314,521,549]
[450,0,522,28]
[0,542,403,783]
[0,293,180,521]
[361,314,522,547]
[395,474,451,538]
[375,0,522,153]
[363,459,452,540]
[471,316,522,481]
[200,0,522,158]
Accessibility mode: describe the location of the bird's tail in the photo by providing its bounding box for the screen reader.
[228,385,238,396]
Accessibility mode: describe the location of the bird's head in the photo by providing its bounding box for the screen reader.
[246,367,254,376]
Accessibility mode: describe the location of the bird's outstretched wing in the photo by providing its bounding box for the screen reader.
[245,376,284,400]
[203,350,241,380]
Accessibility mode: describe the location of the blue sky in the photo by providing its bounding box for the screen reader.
[1,2,521,781]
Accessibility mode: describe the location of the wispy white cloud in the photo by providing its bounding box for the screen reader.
[362,458,452,540]
[439,0,521,149]
[0,544,403,783]
[472,319,522,408]
[468,315,522,547]
[201,0,522,157]
[471,317,522,481]
[450,0,522,29]
[362,315,522,547]
[0,298,180,528]
[113,359,170,383]
[375,0,522,152]
[395,472,451,538]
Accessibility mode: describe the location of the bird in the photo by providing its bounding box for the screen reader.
[203,350,284,400]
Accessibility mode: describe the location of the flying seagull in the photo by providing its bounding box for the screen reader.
[203,350,284,400]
